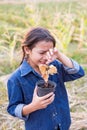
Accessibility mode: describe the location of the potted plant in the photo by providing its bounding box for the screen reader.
[37,64,57,97]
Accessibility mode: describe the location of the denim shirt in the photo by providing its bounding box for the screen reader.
[7,59,85,130]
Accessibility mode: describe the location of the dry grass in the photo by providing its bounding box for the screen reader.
[67,75,87,130]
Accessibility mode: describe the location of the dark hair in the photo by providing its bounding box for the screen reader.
[21,27,56,64]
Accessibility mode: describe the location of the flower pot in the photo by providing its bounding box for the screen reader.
[36,80,56,97]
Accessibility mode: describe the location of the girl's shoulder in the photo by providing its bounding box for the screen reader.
[8,67,21,82]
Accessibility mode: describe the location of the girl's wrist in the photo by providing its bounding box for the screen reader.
[56,51,62,60]
[56,51,73,68]
[22,102,38,116]
[28,102,38,112]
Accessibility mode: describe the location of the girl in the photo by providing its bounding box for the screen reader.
[7,27,85,130]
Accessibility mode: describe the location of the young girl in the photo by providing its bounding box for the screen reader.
[7,27,85,130]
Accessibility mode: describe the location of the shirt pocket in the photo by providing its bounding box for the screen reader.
[21,81,34,104]
[24,94,33,104]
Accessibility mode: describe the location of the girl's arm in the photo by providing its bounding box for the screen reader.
[45,48,85,82]
[7,78,54,120]
[56,51,73,68]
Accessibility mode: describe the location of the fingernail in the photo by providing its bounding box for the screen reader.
[50,49,53,55]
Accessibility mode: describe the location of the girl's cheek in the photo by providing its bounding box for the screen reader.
[39,54,45,58]
[37,54,43,60]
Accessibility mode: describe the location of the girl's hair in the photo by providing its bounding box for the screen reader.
[21,27,56,64]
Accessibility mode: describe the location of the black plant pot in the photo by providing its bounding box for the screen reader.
[36,80,56,97]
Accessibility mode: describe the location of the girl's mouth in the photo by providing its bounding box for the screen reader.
[40,60,47,64]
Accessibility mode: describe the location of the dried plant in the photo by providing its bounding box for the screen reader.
[39,64,57,86]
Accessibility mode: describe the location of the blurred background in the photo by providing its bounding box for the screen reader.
[0,0,87,129]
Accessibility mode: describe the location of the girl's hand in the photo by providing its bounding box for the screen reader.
[46,47,59,64]
[45,47,74,68]
[32,86,55,110]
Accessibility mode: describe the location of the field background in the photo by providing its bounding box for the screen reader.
[0,0,87,130]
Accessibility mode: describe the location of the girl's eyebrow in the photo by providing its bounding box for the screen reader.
[38,50,48,53]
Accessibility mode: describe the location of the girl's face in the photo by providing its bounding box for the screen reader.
[25,41,54,69]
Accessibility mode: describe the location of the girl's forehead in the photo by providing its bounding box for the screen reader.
[34,41,54,49]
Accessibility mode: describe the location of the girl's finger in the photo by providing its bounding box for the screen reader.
[43,94,55,104]
[46,51,52,59]
[54,47,57,51]
[46,59,52,65]
[40,92,53,100]
[49,49,53,55]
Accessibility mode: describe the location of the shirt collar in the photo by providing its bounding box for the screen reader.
[20,59,33,76]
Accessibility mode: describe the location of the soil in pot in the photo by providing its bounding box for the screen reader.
[36,80,56,97]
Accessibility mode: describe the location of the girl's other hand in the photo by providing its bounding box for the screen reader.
[46,47,59,64]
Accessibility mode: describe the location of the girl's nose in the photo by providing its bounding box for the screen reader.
[42,54,48,60]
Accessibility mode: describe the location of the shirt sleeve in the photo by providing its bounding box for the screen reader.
[15,104,29,120]
[7,78,29,121]
[63,59,80,74]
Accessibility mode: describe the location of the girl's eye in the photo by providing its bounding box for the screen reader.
[40,52,45,55]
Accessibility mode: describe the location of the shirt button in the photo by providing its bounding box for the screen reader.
[55,112,57,115]
[54,126,58,130]
[59,123,61,126]
[53,113,56,117]
[53,112,57,117]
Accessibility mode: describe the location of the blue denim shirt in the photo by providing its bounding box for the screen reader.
[7,59,85,130]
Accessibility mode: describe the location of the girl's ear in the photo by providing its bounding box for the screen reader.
[24,46,30,54]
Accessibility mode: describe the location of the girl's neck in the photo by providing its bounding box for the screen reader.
[27,59,41,74]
